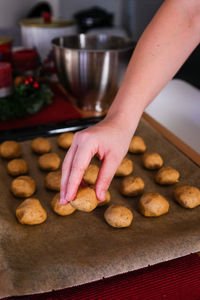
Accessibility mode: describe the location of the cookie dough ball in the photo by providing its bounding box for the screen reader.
[16,198,47,225]
[139,192,169,217]
[142,152,163,170]
[57,132,74,150]
[45,171,61,191]
[115,157,133,177]
[174,185,200,208]
[155,166,180,185]
[31,137,51,154]
[129,136,146,154]
[104,205,133,228]
[97,191,111,207]
[83,164,99,184]
[51,193,76,216]
[71,187,98,212]
[0,141,22,159]
[120,176,144,196]
[7,159,28,176]
[38,153,61,171]
[11,176,36,198]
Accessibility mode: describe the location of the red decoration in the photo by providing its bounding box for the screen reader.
[33,81,39,89]
[23,76,40,88]
[43,12,52,23]
[24,79,29,85]
[28,76,34,83]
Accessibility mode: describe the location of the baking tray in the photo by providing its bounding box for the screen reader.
[0,117,200,298]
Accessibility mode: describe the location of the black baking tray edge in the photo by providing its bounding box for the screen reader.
[0,116,104,143]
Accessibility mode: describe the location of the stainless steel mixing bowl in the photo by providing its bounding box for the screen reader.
[52,34,134,114]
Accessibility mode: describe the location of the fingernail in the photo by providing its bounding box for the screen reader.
[98,190,106,202]
[65,192,71,203]
[60,194,67,205]
[60,199,66,205]
[60,193,65,204]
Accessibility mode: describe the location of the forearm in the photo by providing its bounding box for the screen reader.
[107,0,200,130]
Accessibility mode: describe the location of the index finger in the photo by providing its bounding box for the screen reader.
[60,143,77,204]
[62,142,96,204]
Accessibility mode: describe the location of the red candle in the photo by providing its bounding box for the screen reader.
[0,62,13,97]
[12,49,39,74]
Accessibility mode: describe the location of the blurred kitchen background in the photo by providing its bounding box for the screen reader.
[0,0,162,41]
[0,0,199,89]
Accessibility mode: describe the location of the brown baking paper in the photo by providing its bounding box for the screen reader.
[0,119,200,298]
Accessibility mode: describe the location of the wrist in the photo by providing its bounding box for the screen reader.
[106,97,144,135]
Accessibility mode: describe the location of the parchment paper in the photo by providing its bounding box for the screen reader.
[0,119,200,298]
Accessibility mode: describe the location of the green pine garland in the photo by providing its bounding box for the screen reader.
[0,81,52,121]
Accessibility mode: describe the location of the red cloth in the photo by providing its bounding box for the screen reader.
[4,253,200,300]
[0,83,81,131]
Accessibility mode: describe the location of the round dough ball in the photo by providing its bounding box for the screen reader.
[104,204,133,228]
[51,193,76,216]
[115,157,133,177]
[142,152,163,170]
[97,190,111,207]
[7,159,28,176]
[155,166,180,185]
[120,176,144,196]
[83,164,99,184]
[16,198,47,225]
[71,187,98,212]
[38,153,61,171]
[11,176,36,198]
[31,137,51,154]
[45,171,61,191]
[129,136,146,154]
[139,192,169,217]
[0,141,22,159]
[57,132,74,150]
[174,185,200,208]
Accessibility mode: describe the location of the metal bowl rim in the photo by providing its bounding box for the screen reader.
[52,34,135,53]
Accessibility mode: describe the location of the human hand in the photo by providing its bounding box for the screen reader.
[60,114,134,204]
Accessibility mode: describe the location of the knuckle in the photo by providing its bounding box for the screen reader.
[74,131,92,144]
[107,151,121,165]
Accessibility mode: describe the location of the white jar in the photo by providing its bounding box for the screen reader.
[20,18,77,61]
